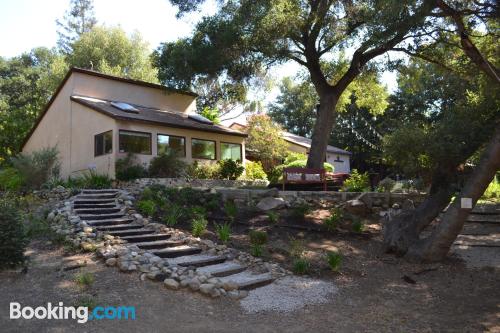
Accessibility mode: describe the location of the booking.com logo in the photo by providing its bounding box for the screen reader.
[10,302,136,324]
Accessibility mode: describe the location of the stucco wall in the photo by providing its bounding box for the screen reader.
[326,152,351,173]
[71,72,197,113]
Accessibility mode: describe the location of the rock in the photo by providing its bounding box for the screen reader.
[402,199,415,211]
[83,227,93,233]
[345,199,368,216]
[105,258,117,267]
[222,281,238,291]
[199,283,215,295]
[188,280,201,291]
[164,278,180,290]
[209,288,221,298]
[356,192,373,209]
[256,197,286,211]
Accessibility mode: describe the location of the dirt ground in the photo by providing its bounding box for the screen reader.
[1,227,499,332]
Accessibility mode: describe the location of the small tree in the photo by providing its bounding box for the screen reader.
[246,114,288,171]
[56,0,97,53]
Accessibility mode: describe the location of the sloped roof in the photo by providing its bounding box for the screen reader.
[282,131,351,155]
[71,95,247,137]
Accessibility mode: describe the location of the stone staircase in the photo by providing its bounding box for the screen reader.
[72,189,275,293]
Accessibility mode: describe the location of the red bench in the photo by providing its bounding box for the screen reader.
[282,167,327,191]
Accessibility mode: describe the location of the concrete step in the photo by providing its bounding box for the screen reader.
[87,218,134,226]
[196,262,246,277]
[454,234,500,247]
[135,239,186,250]
[74,199,116,205]
[74,207,122,215]
[74,203,118,209]
[152,245,202,258]
[168,255,227,267]
[95,223,143,232]
[219,272,274,290]
[467,214,500,224]
[78,213,126,221]
[77,193,118,200]
[107,229,156,237]
[120,233,172,243]
[81,189,119,194]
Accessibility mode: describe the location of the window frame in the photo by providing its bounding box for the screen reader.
[94,130,113,157]
[191,137,217,160]
[157,133,186,157]
[118,129,152,155]
[220,141,242,162]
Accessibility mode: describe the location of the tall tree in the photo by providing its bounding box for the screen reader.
[68,26,159,83]
[160,0,433,168]
[56,0,98,53]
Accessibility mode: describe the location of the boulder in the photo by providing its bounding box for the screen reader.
[345,199,368,216]
[256,197,286,211]
[164,278,180,290]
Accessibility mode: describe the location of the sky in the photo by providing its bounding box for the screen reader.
[0,0,398,125]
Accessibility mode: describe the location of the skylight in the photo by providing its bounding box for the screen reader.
[188,113,213,125]
[111,101,139,113]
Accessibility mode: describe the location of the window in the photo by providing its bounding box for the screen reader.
[119,130,151,154]
[94,131,112,157]
[220,142,242,161]
[157,134,185,157]
[191,138,216,160]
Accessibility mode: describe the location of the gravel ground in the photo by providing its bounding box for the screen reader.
[240,276,338,313]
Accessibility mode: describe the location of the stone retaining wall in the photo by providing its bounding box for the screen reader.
[124,177,269,189]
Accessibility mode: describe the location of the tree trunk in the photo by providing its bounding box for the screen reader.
[306,92,339,168]
[406,126,500,262]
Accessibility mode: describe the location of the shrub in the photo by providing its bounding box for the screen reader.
[249,230,268,245]
[189,205,207,219]
[292,258,310,275]
[266,211,279,223]
[482,175,500,200]
[285,159,334,172]
[149,151,187,178]
[324,208,343,232]
[0,167,24,191]
[326,251,342,272]
[243,161,268,180]
[250,244,263,257]
[214,222,231,243]
[341,169,370,192]
[11,147,60,190]
[81,170,112,189]
[137,199,157,216]
[75,272,95,287]
[186,161,219,179]
[217,159,244,180]
[115,153,147,181]
[0,198,28,269]
[377,177,395,193]
[288,237,304,258]
[224,200,238,221]
[266,165,284,184]
[191,216,208,237]
[162,204,184,226]
[352,218,364,233]
[290,202,312,219]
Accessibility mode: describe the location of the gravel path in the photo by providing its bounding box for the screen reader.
[240,276,338,313]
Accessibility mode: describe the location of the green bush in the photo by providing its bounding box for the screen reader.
[482,175,500,200]
[115,153,147,181]
[214,222,232,243]
[290,202,312,219]
[224,200,238,221]
[0,167,24,191]
[324,208,343,232]
[217,159,244,180]
[250,244,263,257]
[186,161,219,179]
[285,159,334,172]
[0,198,28,269]
[341,169,370,192]
[352,218,364,233]
[288,237,305,258]
[377,177,395,193]
[81,170,112,189]
[266,211,279,223]
[137,199,157,216]
[10,147,60,190]
[243,161,268,180]
[249,230,268,245]
[162,204,184,226]
[191,216,208,237]
[149,151,187,178]
[75,272,95,287]
[266,165,284,184]
[326,251,342,272]
[292,258,310,275]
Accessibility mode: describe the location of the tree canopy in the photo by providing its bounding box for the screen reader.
[57,0,98,53]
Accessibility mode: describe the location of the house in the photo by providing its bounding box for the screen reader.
[22,68,247,179]
[229,122,351,173]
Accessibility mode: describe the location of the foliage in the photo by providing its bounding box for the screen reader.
[56,0,97,53]
[68,26,159,83]
[217,159,244,180]
[352,219,364,233]
[10,147,60,190]
[214,222,232,244]
[162,203,184,226]
[324,208,343,232]
[137,199,157,217]
[80,170,112,189]
[292,258,310,275]
[290,202,312,220]
[246,114,288,170]
[243,161,267,181]
[377,177,396,193]
[191,216,208,237]
[288,237,304,258]
[266,211,279,224]
[148,151,187,178]
[115,153,147,181]
[326,251,342,272]
[266,153,333,184]
[75,272,95,287]
[0,168,24,191]
[341,169,370,192]
[250,244,263,257]
[284,159,334,173]
[186,161,220,180]
[0,198,28,269]
[482,175,500,200]
[223,200,238,221]
[200,106,221,124]
[248,230,268,246]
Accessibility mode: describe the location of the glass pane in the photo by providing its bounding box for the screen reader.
[191,139,215,160]
[104,131,112,154]
[95,134,104,156]
[119,131,151,154]
[158,134,185,157]
[221,143,241,161]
